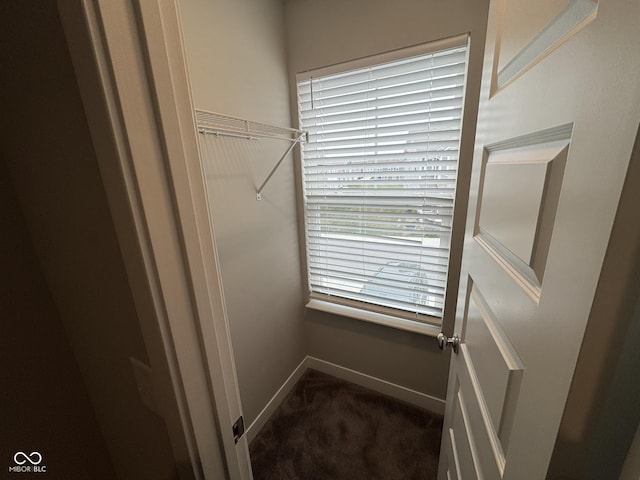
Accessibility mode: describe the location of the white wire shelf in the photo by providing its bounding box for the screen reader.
[195,109,306,142]
[195,109,307,200]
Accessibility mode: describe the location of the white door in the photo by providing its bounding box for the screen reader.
[438,0,640,478]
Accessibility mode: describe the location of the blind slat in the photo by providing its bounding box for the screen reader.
[299,76,466,109]
[305,130,462,151]
[300,95,464,124]
[302,107,462,130]
[304,151,459,165]
[303,141,460,157]
[298,48,467,91]
[299,84,465,114]
[305,236,450,257]
[307,260,448,283]
[306,119,463,142]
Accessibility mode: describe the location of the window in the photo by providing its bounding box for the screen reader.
[297,38,468,328]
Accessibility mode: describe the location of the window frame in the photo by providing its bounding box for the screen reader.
[296,34,471,336]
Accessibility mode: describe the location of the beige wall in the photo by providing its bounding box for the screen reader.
[285,0,490,400]
[179,0,306,425]
[0,2,179,479]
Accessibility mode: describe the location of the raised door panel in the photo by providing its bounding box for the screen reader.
[475,129,569,297]
[448,380,481,479]
[464,284,524,452]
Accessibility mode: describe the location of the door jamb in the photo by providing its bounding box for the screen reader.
[58,1,251,478]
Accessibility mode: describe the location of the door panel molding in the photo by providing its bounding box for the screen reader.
[458,345,505,478]
[451,383,483,478]
[465,285,524,450]
[494,0,598,92]
[474,125,571,301]
[446,419,463,480]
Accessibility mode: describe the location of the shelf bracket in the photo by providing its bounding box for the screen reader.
[256,132,305,200]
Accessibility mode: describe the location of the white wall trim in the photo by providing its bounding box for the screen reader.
[246,357,309,442]
[306,357,446,415]
[247,356,446,441]
[134,2,252,479]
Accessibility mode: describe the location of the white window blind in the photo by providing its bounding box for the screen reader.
[298,42,467,322]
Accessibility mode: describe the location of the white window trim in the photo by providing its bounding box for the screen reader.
[297,35,471,334]
[307,298,442,337]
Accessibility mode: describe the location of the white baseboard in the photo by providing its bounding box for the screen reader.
[306,356,446,415]
[245,356,308,442]
[246,355,446,441]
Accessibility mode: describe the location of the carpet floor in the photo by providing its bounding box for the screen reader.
[249,369,443,480]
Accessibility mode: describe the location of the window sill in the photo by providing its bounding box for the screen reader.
[305,298,441,337]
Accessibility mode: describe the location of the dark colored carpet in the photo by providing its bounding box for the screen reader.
[249,369,443,480]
